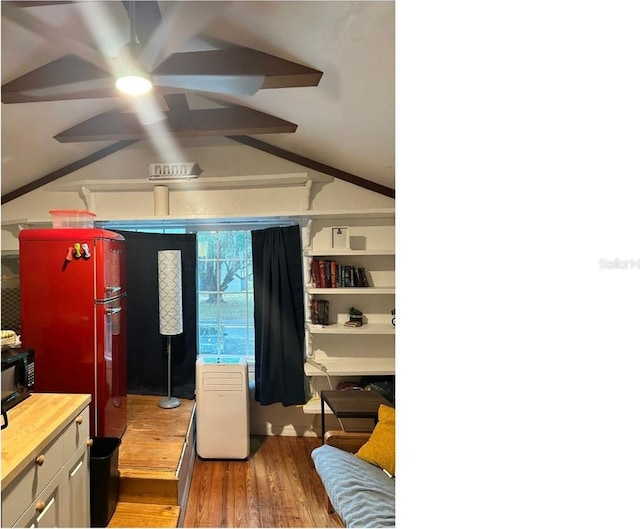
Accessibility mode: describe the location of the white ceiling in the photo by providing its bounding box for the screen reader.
[1,1,395,198]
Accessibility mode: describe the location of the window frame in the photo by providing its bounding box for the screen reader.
[97,218,297,368]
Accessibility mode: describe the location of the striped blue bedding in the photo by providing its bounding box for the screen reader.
[312,444,395,528]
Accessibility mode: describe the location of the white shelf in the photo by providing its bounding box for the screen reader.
[2,209,395,229]
[305,208,395,220]
[302,398,333,415]
[302,213,394,385]
[47,173,331,192]
[306,287,394,295]
[304,357,395,376]
[304,249,394,257]
[306,323,395,335]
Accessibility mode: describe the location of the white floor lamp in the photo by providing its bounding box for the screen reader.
[158,250,183,409]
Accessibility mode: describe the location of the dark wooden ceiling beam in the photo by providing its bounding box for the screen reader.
[54,107,297,142]
[2,134,394,203]
[228,135,395,199]
[163,93,189,112]
[1,140,138,205]
[154,48,323,89]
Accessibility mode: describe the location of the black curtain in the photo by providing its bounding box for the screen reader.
[114,230,197,399]
[251,225,306,406]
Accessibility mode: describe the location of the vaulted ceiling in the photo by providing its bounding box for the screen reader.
[1,1,395,203]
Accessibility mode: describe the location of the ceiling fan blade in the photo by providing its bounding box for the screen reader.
[121,0,162,47]
[178,35,228,54]
[2,2,110,71]
[19,78,115,99]
[73,1,129,63]
[2,55,115,103]
[126,92,167,125]
[136,1,219,72]
[153,75,265,97]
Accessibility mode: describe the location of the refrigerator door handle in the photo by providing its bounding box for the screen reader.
[106,307,122,315]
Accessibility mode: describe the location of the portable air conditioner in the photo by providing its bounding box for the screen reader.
[196,355,250,459]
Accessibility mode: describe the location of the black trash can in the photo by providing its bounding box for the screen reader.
[89,437,121,527]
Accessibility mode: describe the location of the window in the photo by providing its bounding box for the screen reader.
[196,230,254,359]
[99,220,289,365]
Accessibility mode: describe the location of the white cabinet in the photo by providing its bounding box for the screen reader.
[13,474,63,528]
[301,214,395,414]
[65,443,90,528]
[1,395,91,528]
[11,442,89,529]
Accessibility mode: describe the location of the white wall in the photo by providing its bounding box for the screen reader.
[1,140,394,437]
[2,142,393,227]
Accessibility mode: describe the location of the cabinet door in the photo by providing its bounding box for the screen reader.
[1,435,65,527]
[14,475,62,528]
[65,445,90,528]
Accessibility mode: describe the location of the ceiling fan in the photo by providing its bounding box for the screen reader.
[1,1,323,138]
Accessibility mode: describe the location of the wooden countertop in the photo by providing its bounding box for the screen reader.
[1,393,91,489]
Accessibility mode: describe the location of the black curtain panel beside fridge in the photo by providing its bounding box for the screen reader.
[114,230,197,399]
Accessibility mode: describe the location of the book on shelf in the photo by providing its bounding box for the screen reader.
[354,267,363,287]
[311,259,321,287]
[311,298,320,324]
[318,259,327,288]
[341,265,348,287]
[354,267,369,287]
[310,258,369,288]
[360,267,369,287]
[324,259,331,287]
[311,298,330,325]
[321,299,329,324]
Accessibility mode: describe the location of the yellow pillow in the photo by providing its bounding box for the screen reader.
[355,404,395,475]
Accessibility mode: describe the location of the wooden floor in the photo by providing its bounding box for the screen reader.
[182,436,343,528]
[106,395,343,528]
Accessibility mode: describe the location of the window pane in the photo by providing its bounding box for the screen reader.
[219,292,252,356]
[196,230,254,361]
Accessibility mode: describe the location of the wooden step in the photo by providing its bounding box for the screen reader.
[117,469,179,505]
[104,395,195,527]
[107,502,180,528]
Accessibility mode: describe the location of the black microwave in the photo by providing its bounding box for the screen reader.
[1,348,35,412]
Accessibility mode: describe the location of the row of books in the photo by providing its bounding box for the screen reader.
[310,298,330,325]
[310,259,370,288]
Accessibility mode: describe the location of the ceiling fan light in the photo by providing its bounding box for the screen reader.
[115,73,152,95]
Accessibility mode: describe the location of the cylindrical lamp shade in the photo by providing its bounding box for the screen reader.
[158,250,183,336]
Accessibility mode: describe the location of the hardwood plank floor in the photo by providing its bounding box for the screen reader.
[182,435,343,528]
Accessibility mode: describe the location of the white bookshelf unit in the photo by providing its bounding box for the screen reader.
[301,214,395,414]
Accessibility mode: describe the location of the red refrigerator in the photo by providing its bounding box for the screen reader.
[19,228,127,439]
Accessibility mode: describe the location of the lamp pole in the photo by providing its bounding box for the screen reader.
[159,336,180,409]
